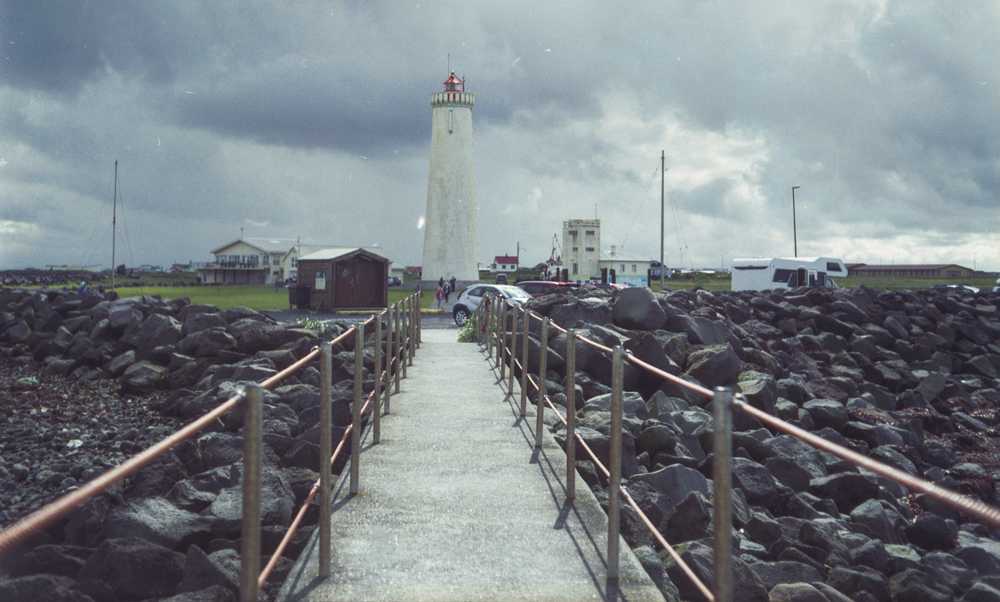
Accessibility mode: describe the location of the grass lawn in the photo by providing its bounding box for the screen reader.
[11,274,995,313]
[108,285,439,311]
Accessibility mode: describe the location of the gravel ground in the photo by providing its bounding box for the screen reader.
[0,353,182,528]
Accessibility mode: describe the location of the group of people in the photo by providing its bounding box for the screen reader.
[435,276,457,309]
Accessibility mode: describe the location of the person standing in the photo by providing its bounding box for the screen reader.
[435,284,445,309]
[438,276,445,290]
[449,276,457,297]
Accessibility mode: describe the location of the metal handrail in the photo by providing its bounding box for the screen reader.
[0,292,423,602]
[258,380,382,587]
[489,303,714,599]
[515,302,1000,527]
[514,356,714,601]
[487,297,1000,602]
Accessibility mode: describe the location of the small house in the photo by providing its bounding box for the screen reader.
[296,248,389,310]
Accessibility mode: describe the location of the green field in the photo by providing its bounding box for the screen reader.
[109,285,438,311]
[6,273,995,313]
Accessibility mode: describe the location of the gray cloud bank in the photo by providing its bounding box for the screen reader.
[1,1,997,271]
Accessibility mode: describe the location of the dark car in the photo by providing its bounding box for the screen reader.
[387,276,402,287]
[515,280,578,297]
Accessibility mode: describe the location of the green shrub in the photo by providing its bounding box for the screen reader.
[457,318,477,343]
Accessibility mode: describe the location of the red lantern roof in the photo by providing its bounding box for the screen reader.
[443,72,464,92]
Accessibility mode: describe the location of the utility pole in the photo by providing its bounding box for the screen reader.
[111,160,118,290]
[791,185,800,257]
[660,150,665,290]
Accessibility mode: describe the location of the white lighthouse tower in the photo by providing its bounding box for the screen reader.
[421,72,479,285]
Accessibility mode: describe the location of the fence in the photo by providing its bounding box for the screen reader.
[478,296,1000,602]
[0,293,423,602]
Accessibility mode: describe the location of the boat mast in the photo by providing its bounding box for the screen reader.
[111,160,118,290]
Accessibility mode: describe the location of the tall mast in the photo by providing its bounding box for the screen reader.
[112,160,118,290]
[660,150,665,290]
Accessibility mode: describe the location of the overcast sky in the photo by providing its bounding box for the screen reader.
[1,1,998,271]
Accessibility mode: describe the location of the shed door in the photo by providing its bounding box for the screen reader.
[334,257,383,308]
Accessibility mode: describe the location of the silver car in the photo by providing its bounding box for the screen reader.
[452,284,531,326]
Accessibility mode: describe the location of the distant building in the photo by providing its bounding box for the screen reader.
[599,257,652,287]
[562,218,601,281]
[199,237,387,285]
[847,263,976,279]
[404,266,423,280]
[493,255,518,273]
[200,238,294,285]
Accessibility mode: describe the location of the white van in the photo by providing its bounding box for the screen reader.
[731,257,847,291]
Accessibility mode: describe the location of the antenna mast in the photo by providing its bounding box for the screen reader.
[111,160,118,290]
[660,150,665,290]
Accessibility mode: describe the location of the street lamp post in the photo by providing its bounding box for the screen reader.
[791,186,800,257]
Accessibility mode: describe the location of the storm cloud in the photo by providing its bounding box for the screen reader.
[1,1,997,271]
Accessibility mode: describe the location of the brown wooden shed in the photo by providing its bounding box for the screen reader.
[296,247,389,310]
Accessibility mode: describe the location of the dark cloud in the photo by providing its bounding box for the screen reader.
[1,1,998,270]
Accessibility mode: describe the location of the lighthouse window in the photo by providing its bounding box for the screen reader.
[585,247,594,252]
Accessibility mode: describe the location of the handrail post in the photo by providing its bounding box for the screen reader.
[407,297,415,366]
[373,315,382,444]
[383,308,393,414]
[506,307,516,398]
[495,301,504,368]
[712,387,734,602]
[535,317,549,449]
[485,301,493,357]
[240,385,263,602]
[318,343,333,577]
[498,302,507,383]
[475,303,486,347]
[414,293,421,348]
[520,308,530,417]
[607,346,624,584]
[565,328,577,502]
[393,304,401,393]
[350,322,364,496]
[401,299,409,379]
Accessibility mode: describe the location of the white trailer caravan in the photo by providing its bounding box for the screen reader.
[731,257,847,291]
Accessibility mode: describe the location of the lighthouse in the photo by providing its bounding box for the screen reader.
[421,72,479,285]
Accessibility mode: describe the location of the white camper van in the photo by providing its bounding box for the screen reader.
[731,257,847,291]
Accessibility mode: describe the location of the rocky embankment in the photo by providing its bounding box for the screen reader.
[518,285,1000,602]
[0,287,374,601]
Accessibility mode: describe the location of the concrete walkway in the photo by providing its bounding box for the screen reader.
[278,330,663,602]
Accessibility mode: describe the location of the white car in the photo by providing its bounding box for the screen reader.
[452,284,531,326]
[994,278,1000,294]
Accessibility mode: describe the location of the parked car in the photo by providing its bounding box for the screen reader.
[515,280,578,297]
[452,284,530,326]
[495,273,508,284]
[387,276,402,287]
[932,283,980,294]
[994,278,1000,293]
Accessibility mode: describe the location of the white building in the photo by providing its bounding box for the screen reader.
[493,255,518,273]
[599,257,653,287]
[200,238,293,285]
[421,72,479,284]
[199,237,387,285]
[562,219,601,281]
